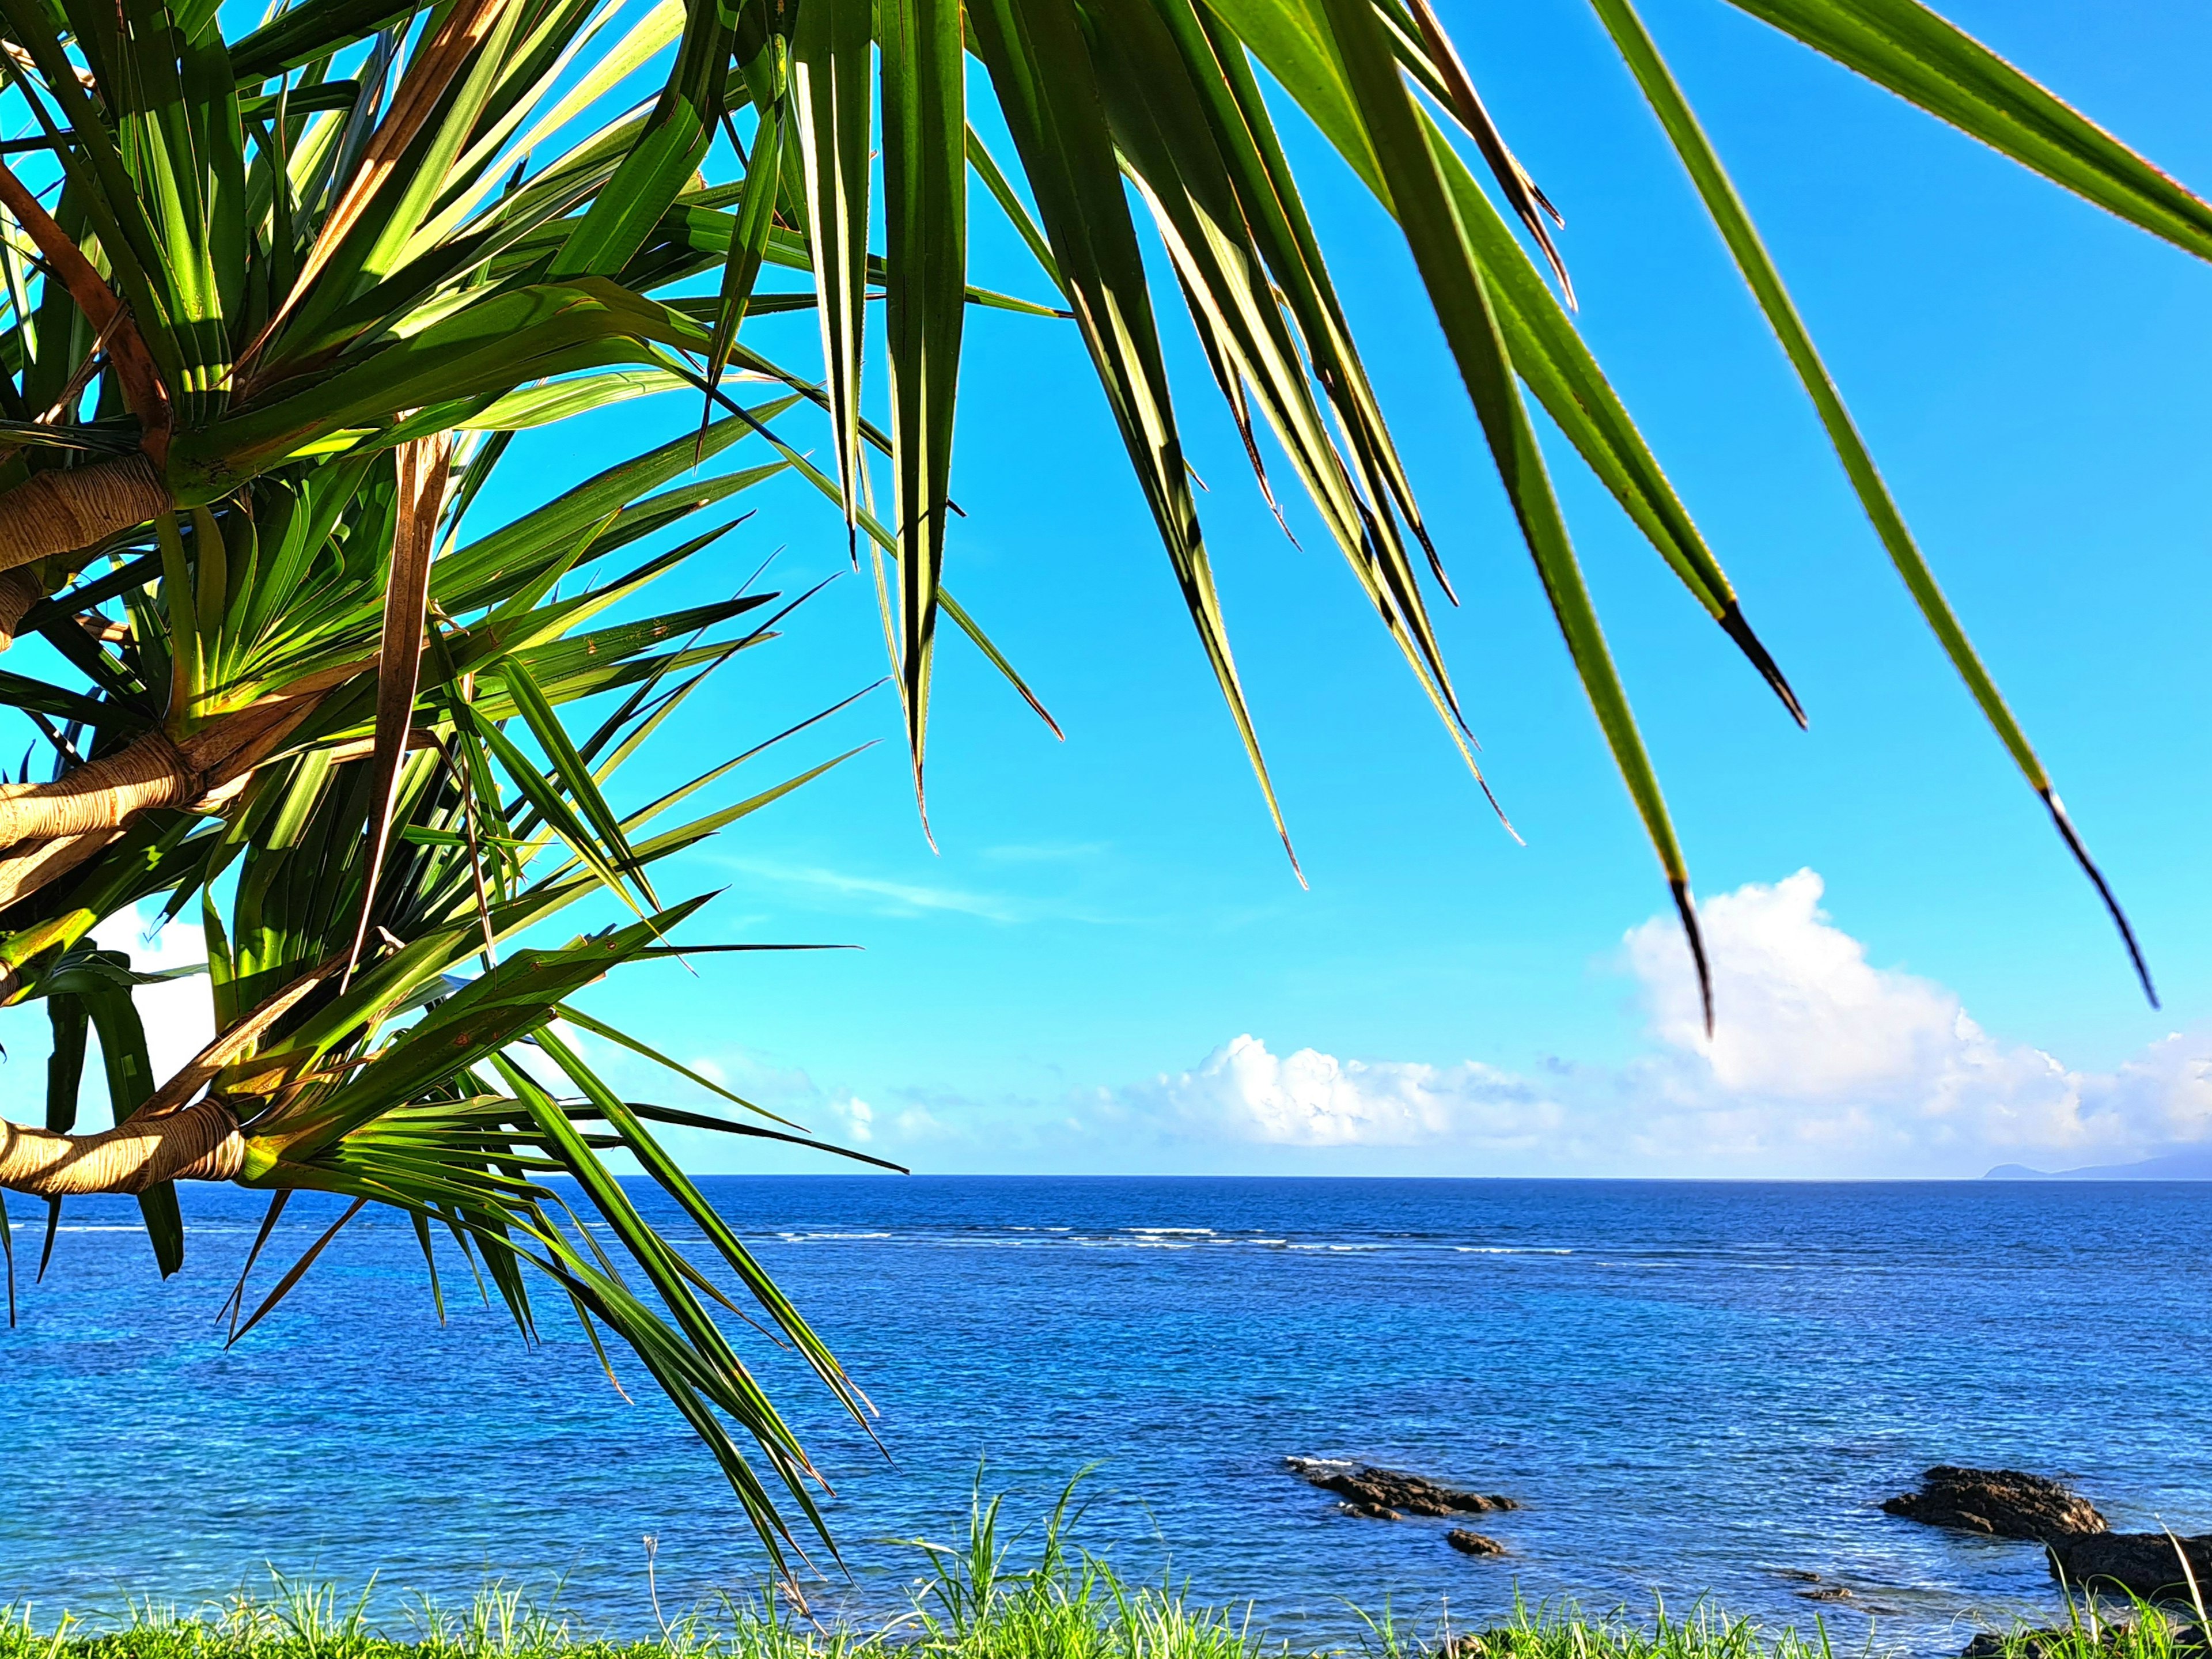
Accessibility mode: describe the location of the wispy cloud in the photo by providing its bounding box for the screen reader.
[720,853,1133,925]
[723,857,1028,921]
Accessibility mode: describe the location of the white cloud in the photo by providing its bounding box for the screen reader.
[777,869,2212,1178]
[724,857,1025,921]
[1127,1035,1562,1150]
[1610,870,2212,1173]
[1627,870,1976,1101]
[90,903,215,1091]
[472,868,2212,1179]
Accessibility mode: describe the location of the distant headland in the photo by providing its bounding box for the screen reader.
[1984,1149,2212,1180]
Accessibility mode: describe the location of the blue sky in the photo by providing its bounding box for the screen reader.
[56,0,2212,1179]
[513,0,2212,1179]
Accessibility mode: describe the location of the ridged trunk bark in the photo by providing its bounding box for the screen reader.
[0,453,172,573]
[0,662,364,924]
[0,567,40,649]
[0,1097,243,1195]
[0,827,124,913]
[0,730,196,846]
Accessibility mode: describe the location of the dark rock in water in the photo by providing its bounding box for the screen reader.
[1799,1587,1854,1603]
[1961,1622,2210,1659]
[1882,1467,2107,1541]
[1446,1529,1505,1557]
[1286,1457,1518,1519]
[2049,1532,2212,1599]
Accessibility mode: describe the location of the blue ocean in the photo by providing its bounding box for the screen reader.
[5,1178,2207,1654]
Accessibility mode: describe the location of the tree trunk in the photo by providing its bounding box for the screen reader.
[0,666,365,916]
[0,567,40,649]
[0,1097,243,1196]
[0,826,123,913]
[0,453,172,574]
[0,730,195,847]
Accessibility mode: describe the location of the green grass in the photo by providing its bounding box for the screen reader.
[3,1486,2203,1659]
[1434,1601,2206,1659]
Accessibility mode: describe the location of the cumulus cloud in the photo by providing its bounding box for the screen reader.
[840,869,2212,1177]
[1608,870,2212,1173]
[89,903,215,1089]
[453,866,2212,1179]
[1628,870,1982,1101]
[1126,1036,1562,1150]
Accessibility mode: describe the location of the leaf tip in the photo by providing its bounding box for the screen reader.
[1717,603,1806,729]
[2040,790,2157,1009]
[1670,877,1713,1039]
[1468,766,1521,845]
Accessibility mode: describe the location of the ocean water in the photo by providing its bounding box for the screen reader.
[4,1177,2207,1655]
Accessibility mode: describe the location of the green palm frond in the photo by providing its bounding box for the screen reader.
[0,0,2191,1586]
[621,0,2190,1008]
[0,368,888,1575]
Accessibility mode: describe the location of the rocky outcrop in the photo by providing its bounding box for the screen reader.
[1882,1467,2107,1541]
[1961,1623,2209,1659]
[1446,1529,1505,1557]
[1286,1457,1518,1521]
[2050,1532,2212,1599]
[1887,1467,2212,1607]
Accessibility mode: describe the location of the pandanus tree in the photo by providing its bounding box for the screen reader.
[0,0,691,888]
[0,0,2206,1580]
[0,0,1040,1577]
[0,411,895,1575]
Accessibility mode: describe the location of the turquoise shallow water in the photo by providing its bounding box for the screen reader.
[4,1176,2208,1653]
